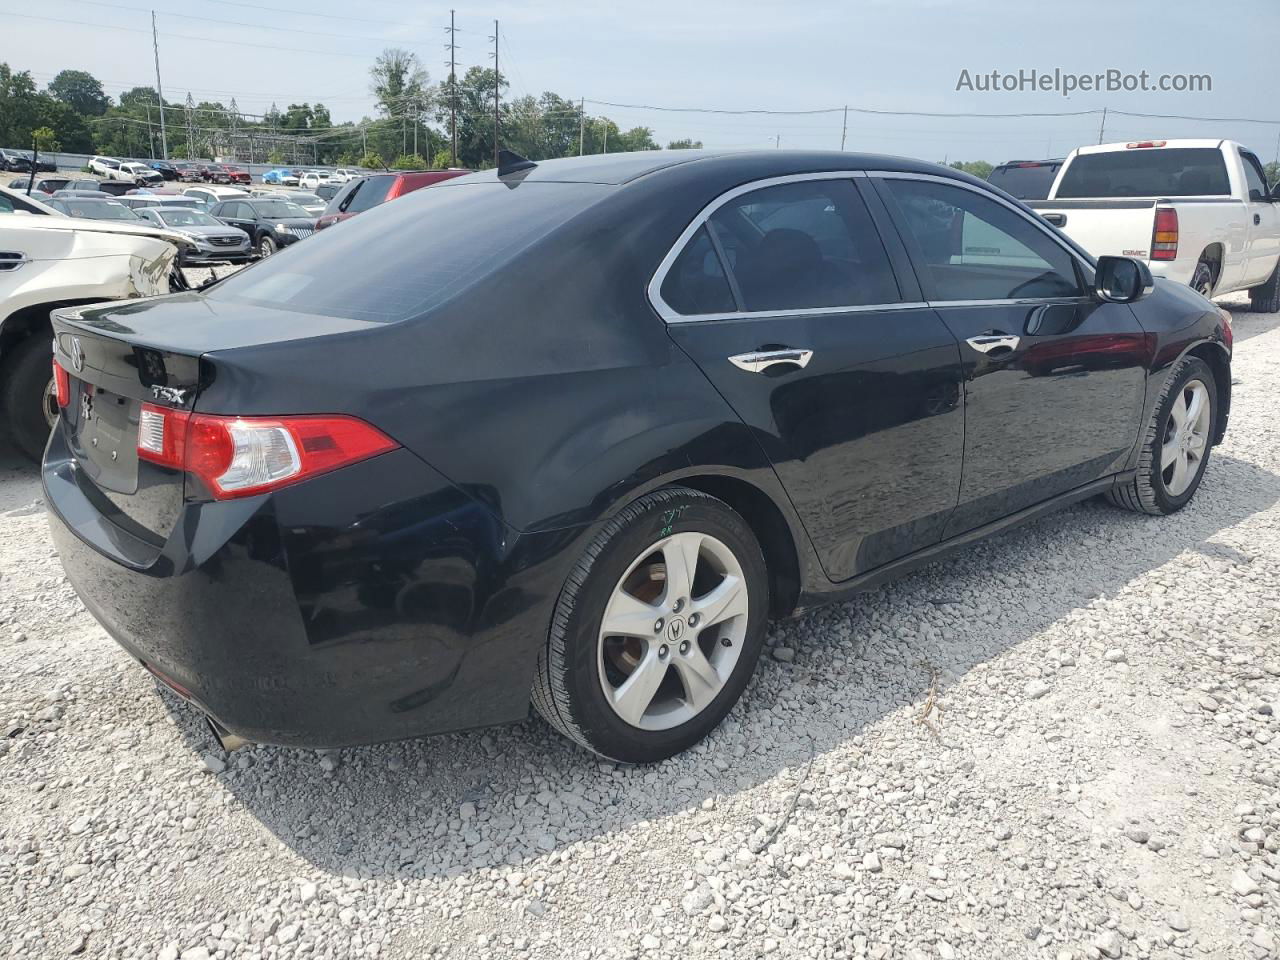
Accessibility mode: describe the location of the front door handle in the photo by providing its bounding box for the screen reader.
[728,348,814,373]
[1255,213,1262,226]
[966,334,1021,354]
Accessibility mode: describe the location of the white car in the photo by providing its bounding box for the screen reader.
[1030,139,1280,310]
[87,155,122,178]
[330,168,362,183]
[0,184,191,460]
[298,171,332,190]
[114,161,164,186]
[183,185,249,210]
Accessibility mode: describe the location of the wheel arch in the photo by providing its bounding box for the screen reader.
[1183,339,1231,444]
[674,473,802,620]
[0,298,106,365]
[1197,244,1224,290]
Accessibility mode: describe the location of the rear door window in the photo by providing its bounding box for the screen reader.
[1055,148,1230,198]
[986,163,1060,200]
[705,179,899,312]
[659,226,736,315]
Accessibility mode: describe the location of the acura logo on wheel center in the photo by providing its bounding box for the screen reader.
[666,617,686,642]
[69,337,84,373]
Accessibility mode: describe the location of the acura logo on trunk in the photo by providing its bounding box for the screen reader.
[69,337,84,373]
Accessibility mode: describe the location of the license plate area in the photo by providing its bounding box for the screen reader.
[68,382,140,494]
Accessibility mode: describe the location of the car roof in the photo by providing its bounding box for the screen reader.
[439,149,984,188]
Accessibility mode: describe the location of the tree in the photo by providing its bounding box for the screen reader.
[393,153,426,170]
[359,151,387,170]
[47,69,109,116]
[30,126,59,151]
[667,138,702,150]
[371,48,430,119]
[1266,162,1279,188]
[949,160,994,179]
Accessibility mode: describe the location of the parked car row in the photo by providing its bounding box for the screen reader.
[0,149,57,173]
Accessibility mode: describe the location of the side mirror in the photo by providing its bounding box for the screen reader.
[1094,255,1154,304]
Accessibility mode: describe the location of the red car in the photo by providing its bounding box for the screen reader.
[316,169,469,230]
[221,164,251,185]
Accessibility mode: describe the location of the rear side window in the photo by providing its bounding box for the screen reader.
[207,182,608,323]
[341,175,395,213]
[1241,152,1268,202]
[986,164,1060,200]
[704,179,898,312]
[1055,148,1230,198]
[660,226,736,315]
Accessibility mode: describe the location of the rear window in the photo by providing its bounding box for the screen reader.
[1055,148,1230,198]
[207,182,608,323]
[986,164,1060,200]
[340,175,395,213]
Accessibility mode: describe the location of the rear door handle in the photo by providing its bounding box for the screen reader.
[966,334,1020,354]
[728,348,814,373]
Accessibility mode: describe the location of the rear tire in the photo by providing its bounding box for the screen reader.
[1190,260,1214,298]
[1,334,57,462]
[1106,355,1216,516]
[532,487,769,763]
[1249,260,1280,313]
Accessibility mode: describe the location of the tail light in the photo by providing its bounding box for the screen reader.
[137,405,398,499]
[1151,208,1179,261]
[1126,140,1167,149]
[52,359,70,408]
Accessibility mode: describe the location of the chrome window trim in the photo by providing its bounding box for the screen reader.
[648,171,889,324]
[649,169,1099,325]
[0,252,29,273]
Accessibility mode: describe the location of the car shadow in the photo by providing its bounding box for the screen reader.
[1216,297,1280,345]
[161,451,1280,882]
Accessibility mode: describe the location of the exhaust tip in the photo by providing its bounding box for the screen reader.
[206,717,251,754]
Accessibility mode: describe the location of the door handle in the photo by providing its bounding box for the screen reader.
[966,334,1020,354]
[728,348,814,373]
[1255,213,1262,226]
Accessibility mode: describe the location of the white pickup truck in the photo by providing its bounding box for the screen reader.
[1028,139,1280,311]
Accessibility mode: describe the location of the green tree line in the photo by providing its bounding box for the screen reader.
[0,53,704,170]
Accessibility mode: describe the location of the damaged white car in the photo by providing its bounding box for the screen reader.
[0,184,196,459]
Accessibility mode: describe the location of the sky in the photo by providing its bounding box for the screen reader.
[6,0,1279,164]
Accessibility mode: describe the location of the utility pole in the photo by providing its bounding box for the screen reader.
[362,124,367,158]
[151,12,169,159]
[445,10,458,167]
[490,19,500,168]
[773,134,781,149]
[412,104,418,159]
[579,98,585,156]
[840,105,848,151]
[145,102,153,159]
[603,124,608,154]
[1097,106,1108,145]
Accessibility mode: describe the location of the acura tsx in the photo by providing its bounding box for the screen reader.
[43,150,1232,763]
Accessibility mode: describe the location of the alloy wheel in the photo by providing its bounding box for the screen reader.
[1161,378,1211,496]
[597,531,749,731]
[41,376,58,429]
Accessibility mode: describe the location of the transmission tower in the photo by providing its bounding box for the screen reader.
[445,10,459,166]
[184,93,196,160]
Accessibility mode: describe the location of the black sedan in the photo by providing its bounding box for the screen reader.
[43,150,1231,763]
[208,197,316,256]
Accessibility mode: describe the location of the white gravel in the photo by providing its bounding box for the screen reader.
[1,293,1278,960]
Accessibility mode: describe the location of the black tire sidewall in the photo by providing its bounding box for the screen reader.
[1191,262,1213,297]
[1145,357,1216,513]
[2,334,56,462]
[558,492,769,764]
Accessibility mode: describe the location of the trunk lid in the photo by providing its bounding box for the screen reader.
[1026,198,1158,260]
[51,293,389,541]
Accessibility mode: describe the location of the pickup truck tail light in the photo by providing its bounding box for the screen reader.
[1126,140,1167,149]
[137,405,399,499]
[1151,208,1179,261]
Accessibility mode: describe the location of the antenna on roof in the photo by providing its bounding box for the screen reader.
[497,149,536,178]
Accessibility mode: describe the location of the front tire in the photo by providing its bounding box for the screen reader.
[1107,356,1217,515]
[532,487,769,763]
[1249,260,1280,313]
[257,235,276,257]
[1,334,58,462]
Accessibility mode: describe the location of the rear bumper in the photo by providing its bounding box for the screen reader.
[43,427,563,748]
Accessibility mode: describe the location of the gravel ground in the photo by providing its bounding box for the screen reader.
[1,293,1278,960]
